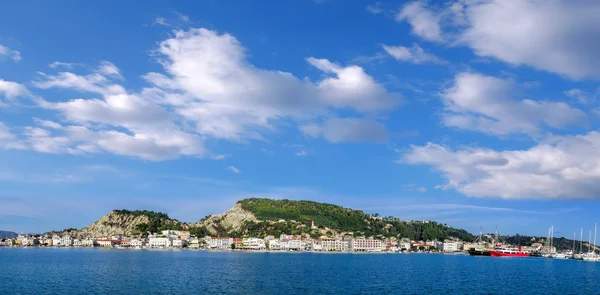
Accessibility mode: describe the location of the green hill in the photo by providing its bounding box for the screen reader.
[234,198,475,241]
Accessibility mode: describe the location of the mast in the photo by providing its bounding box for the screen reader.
[573,232,576,253]
[580,228,583,253]
[550,225,553,251]
[589,230,592,254]
[594,223,597,255]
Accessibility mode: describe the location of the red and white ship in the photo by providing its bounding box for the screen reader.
[489,245,530,257]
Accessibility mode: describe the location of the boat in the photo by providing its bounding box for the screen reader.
[467,226,491,256]
[467,248,490,256]
[489,245,530,257]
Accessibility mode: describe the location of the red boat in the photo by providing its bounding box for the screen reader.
[489,245,530,257]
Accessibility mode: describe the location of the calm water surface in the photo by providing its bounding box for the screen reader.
[1,248,599,294]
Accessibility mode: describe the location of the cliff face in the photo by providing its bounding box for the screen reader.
[198,203,258,235]
[78,211,188,237]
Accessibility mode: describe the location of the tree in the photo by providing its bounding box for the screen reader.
[231,243,236,250]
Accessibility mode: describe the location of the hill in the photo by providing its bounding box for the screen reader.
[73,210,190,238]
[0,230,17,239]
[197,198,475,242]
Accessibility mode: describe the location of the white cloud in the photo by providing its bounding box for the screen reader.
[403,131,600,200]
[367,3,384,14]
[396,1,444,42]
[295,150,308,156]
[212,154,228,160]
[382,43,445,64]
[2,27,396,161]
[396,0,600,80]
[227,166,241,174]
[48,61,80,69]
[153,17,170,27]
[174,11,191,24]
[97,61,123,79]
[442,72,586,136]
[0,79,30,99]
[302,118,389,143]
[0,45,21,62]
[144,28,397,141]
[564,88,593,104]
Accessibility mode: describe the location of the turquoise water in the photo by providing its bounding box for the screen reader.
[1,249,599,294]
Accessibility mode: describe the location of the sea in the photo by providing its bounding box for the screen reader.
[1,249,599,294]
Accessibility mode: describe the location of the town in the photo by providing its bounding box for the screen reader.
[0,229,548,254]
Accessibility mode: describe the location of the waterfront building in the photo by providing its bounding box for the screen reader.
[233,238,243,249]
[439,242,459,252]
[172,239,185,248]
[130,239,144,248]
[81,239,94,247]
[320,238,349,252]
[73,239,83,247]
[242,238,266,250]
[210,237,233,250]
[0,239,13,247]
[149,237,172,248]
[60,236,73,247]
[52,236,61,247]
[349,238,382,252]
[97,239,115,248]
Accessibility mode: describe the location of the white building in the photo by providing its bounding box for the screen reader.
[60,236,72,247]
[210,238,233,250]
[130,239,144,248]
[320,238,349,252]
[52,236,61,247]
[349,238,382,252]
[0,239,12,247]
[149,237,172,248]
[73,239,83,247]
[439,242,459,252]
[81,239,94,247]
[243,238,266,250]
[97,240,115,248]
[172,239,185,248]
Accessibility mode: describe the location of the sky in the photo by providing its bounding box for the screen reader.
[1,0,599,238]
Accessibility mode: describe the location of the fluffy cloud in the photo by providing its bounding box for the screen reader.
[403,131,600,199]
[301,118,389,143]
[11,27,397,160]
[0,79,30,99]
[0,45,21,62]
[396,1,444,42]
[397,0,600,80]
[143,28,397,141]
[442,73,586,136]
[564,88,593,104]
[382,43,445,64]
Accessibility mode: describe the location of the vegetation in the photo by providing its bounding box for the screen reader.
[112,209,184,236]
[237,198,475,241]
[189,226,210,238]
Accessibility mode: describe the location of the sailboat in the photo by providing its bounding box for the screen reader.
[468,226,491,256]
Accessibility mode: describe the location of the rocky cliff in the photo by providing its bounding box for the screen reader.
[77,210,189,238]
[198,203,258,235]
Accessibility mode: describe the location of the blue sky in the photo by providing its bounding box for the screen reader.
[1,0,599,238]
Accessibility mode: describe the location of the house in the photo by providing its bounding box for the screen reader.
[97,239,115,248]
[0,239,13,247]
[81,239,94,247]
[130,239,144,248]
[60,236,73,247]
[52,236,61,247]
[349,238,382,252]
[320,238,349,252]
[172,239,185,248]
[233,238,243,249]
[148,237,172,248]
[242,238,266,250]
[209,238,233,250]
